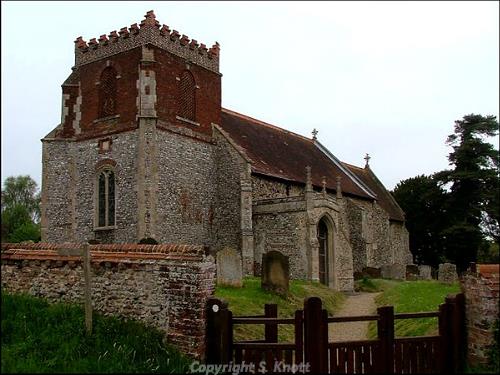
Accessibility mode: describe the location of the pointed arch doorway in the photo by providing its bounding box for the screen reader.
[317,217,329,286]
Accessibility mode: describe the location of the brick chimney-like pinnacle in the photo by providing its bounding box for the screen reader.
[140,10,160,28]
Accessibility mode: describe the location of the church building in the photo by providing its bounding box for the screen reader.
[41,11,413,291]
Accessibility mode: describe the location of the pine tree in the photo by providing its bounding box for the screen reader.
[436,114,499,271]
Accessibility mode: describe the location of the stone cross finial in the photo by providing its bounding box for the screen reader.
[312,128,318,140]
[336,176,343,199]
[364,153,371,167]
[305,166,313,192]
[321,176,327,196]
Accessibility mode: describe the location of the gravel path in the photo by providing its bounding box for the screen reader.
[328,292,380,342]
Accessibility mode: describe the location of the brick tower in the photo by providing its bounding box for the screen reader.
[41,11,222,244]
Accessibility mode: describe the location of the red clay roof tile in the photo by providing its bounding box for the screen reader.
[219,108,374,200]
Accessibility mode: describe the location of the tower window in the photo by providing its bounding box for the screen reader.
[98,67,117,118]
[178,70,196,121]
[97,169,115,227]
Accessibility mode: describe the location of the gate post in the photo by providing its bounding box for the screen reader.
[264,304,278,343]
[444,293,466,374]
[377,306,394,374]
[454,293,466,373]
[304,297,328,373]
[206,297,232,364]
[439,301,451,374]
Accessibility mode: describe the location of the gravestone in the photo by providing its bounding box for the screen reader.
[354,267,382,280]
[438,263,458,284]
[406,265,420,280]
[216,247,243,287]
[381,263,406,280]
[418,265,432,280]
[261,251,289,295]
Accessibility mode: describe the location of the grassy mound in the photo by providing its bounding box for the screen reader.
[1,292,190,373]
[363,279,461,338]
[215,276,345,342]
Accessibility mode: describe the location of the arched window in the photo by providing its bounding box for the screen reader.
[97,169,115,227]
[98,67,117,118]
[178,70,196,121]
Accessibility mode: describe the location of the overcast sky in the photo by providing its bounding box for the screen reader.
[2,1,499,191]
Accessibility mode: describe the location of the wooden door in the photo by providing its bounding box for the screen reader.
[318,219,328,285]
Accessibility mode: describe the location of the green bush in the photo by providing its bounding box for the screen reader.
[7,221,41,243]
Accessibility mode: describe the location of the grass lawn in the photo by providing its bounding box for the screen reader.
[359,278,461,338]
[1,292,190,373]
[215,276,345,342]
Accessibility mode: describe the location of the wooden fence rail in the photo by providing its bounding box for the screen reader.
[206,293,465,374]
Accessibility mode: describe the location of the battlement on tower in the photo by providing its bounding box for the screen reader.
[74,10,220,73]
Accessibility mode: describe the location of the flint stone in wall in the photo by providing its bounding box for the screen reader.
[261,250,289,295]
[216,247,243,287]
[418,265,432,280]
[438,263,458,284]
[381,263,406,280]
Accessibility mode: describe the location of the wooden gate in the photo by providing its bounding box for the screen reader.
[206,293,465,374]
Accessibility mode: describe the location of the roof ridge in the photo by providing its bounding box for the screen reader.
[221,107,313,143]
[342,161,365,171]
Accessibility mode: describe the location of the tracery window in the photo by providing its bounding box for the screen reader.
[98,67,117,118]
[178,70,196,121]
[97,169,115,227]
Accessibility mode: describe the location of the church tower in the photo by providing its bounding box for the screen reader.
[41,11,222,244]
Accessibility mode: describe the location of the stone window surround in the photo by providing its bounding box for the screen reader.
[94,164,117,231]
[93,114,121,124]
[175,115,200,127]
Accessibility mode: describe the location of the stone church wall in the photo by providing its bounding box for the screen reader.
[252,175,304,200]
[345,198,366,273]
[212,129,244,255]
[390,222,412,265]
[42,130,140,244]
[41,141,74,242]
[155,130,216,246]
[253,208,309,279]
[76,131,139,243]
[1,243,216,359]
[346,197,395,269]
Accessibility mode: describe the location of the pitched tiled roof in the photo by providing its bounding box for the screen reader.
[343,163,406,222]
[219,108,375,200]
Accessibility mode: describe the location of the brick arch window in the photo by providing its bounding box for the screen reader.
[99,67,117,118]
[97,168,115,227]
[178,70,196,121]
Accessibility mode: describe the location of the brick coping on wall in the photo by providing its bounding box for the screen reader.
[477,264,500,278]
[1,242,210,263]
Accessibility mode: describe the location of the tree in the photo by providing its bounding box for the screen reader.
[435,114,499,271]
[392,175,450,267]
[1,175,41,243]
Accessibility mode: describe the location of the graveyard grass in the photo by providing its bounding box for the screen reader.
[362,279,461,338]
[215,276,345,342]
[1,291,191,373]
